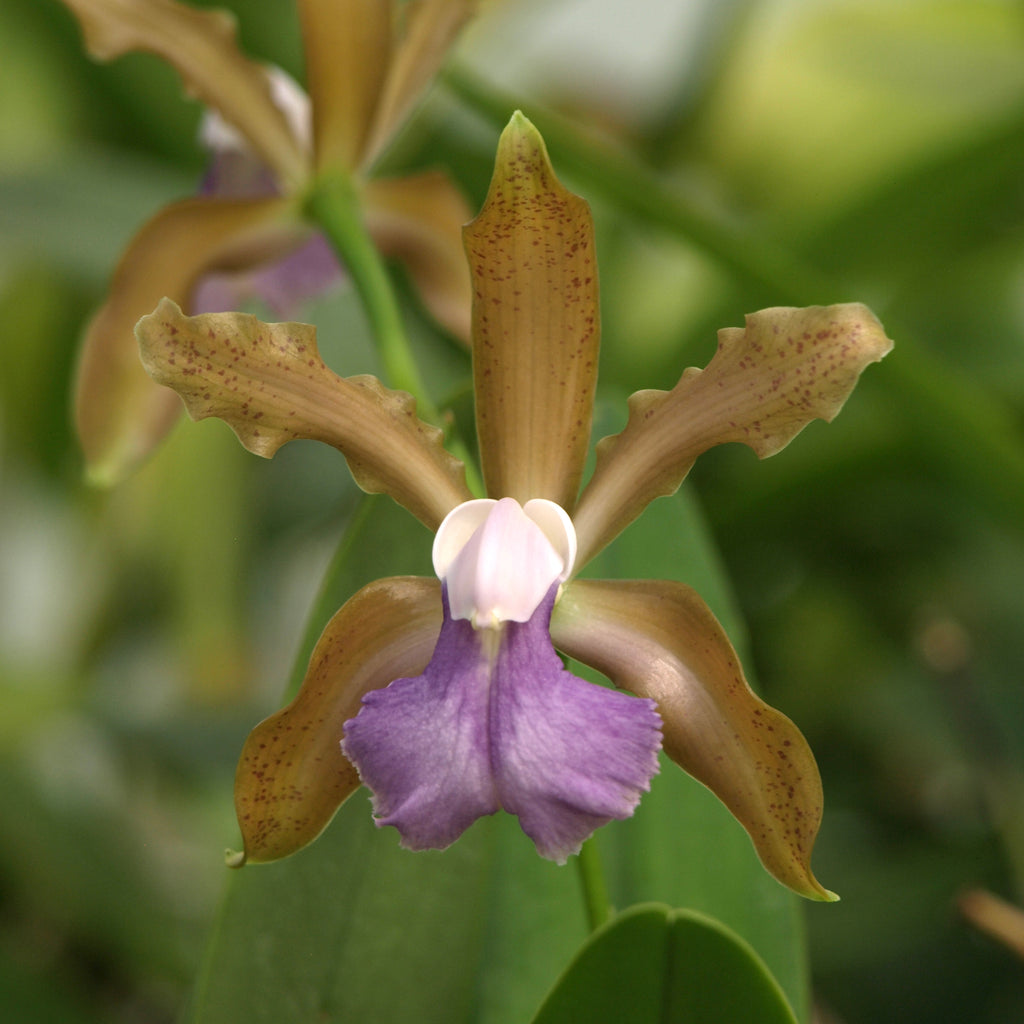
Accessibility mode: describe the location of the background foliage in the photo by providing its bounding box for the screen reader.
[2,0,1024,1021]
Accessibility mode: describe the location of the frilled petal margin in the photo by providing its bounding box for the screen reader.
[76,195,301,483]
[364,172,473,344]
[551,579,837,901]
[61,0,306,189]
[572,304,894,569]
[343,585,662,863]
[233,576,441,864]
[136,299,472,529]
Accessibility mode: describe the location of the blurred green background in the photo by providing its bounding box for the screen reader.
[3,0,1024,1020]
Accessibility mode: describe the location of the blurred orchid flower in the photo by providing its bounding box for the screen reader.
[137,113,892,899]
[189,67,344,320]
[63,0,475,482]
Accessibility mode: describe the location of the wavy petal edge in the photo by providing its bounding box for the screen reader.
[135,298,472,528]
[573,303,893,568]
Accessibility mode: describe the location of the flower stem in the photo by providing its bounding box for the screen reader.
[304,172,436,410]
[575,839,612,932]
[303,171,484,496]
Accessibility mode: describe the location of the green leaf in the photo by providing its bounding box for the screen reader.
[190,795,494,1023]
[190,795,596,1024]
[530,903,798,1024]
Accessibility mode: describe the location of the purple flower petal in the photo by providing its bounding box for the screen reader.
[191,230,343,319]
[490,587,662,862]
[198,147,279,199]
[342,586,662,861]
[341,605,500,850]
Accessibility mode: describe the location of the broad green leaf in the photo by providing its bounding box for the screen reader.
[191,793,495,1023]
[191,784,589,1024]
[530,903,797,1024]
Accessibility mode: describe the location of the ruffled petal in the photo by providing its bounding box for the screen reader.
[364,171,473,343]
[136,299,472,528]
[341,600,500,852]
[234,576,441,864]
[572,304,893,568]
[464,112,599,509]
[60,0,306,189]
[551,578,836,901]
[343,586,661,861]
[491,587,662,863]
[74,195,300,483]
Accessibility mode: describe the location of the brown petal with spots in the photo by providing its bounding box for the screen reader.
[552,578,836,901]
[572,304,893,569]
[75,195,300,484]
[464,112,599,509]
[234,576,441,863]
[136,299,472,529]
[60,0,306,189]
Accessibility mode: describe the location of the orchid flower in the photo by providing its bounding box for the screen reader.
[189,67,344,320]
[63,0,475,483]
[136,113,892,900]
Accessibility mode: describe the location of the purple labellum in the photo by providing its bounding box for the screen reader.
[342,585,662,862]
[191,233,342,319]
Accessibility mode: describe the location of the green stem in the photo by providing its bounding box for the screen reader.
[303,171,484,497]
[575,839,612,932]
[305,172,436,413]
